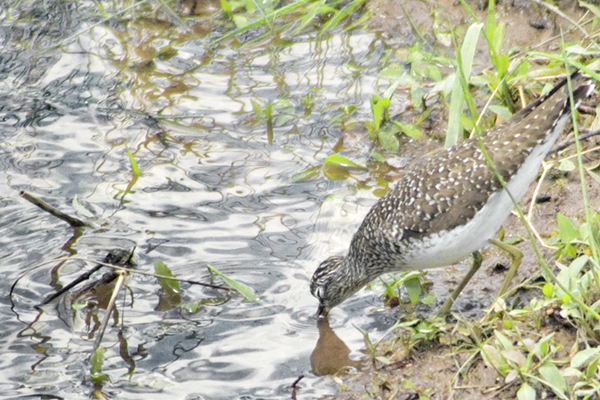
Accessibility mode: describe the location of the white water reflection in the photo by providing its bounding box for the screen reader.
[0,2,404,398]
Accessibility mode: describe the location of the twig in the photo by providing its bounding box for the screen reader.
[578,104,597,115]
[291,375,304,400]
[40,250,134,305]
[530,0,588,37]
[20,191,89,228]
[549,128,600,154]
[93,271,127,351]
[51,255,230,291]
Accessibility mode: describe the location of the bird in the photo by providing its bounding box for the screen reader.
[310,71,595,317]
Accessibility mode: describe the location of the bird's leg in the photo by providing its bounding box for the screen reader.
[490,238,523,299]
[437,251,483,317]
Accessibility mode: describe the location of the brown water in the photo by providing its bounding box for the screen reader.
[0,1,419,398]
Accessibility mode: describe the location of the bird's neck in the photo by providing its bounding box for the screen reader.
[343,243,384,291]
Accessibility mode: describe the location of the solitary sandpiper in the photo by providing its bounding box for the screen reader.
[311,71,595,317]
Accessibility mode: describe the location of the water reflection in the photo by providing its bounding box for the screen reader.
[311,316,361,376]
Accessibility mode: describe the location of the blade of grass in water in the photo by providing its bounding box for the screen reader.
[266,102,273,145]
[208,265,259,302]
[126,145,142,177]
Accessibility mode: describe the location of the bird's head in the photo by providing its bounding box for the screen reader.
[310,255,357,316]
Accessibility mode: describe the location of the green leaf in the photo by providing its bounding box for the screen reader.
[486,0,496,40]
[517,383,537,400]
[90,345,110,384]
[251,99,264,119]
[126,145,142,177]
[370,151,387,162]
[492,22,505,55]
[181,298,227,313]
[481,344,508,374]
[232,14,249,28]
[219,0,232,17]
[292,166,321,181]
[539,361,568,396]
[323,154,366,169]
[488,104,513,120]
[404,276,422,305]
[375,356,391,365]
[446,22,483,148]
[421,292,436,306]
[542,283,553,298]
[377,125,401,152]
[494,330,514,351]
[586,357,599,379]
[155,261,181,293]
[581,0,600,20]
[395,121,423,140]
[410,85,424,109]
[208,265,259,302]
[370,94,390,131]
[557,213,579,244]
[446,74,464,148]
[559,159,576,171]
[495,53,509,77]
[91,346,104,375]
[571,347,600,368]
[460,23,484,84]
[323,165,350,180]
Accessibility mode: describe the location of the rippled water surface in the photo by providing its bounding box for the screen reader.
[0,1,415,398]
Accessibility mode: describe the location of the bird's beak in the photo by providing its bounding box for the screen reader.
[316,303,329,318]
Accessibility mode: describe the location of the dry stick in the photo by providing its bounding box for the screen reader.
[41,250,134,306]
[41,263,104,305]
[93,271,126,351]
[20,191,89,228]
[59,256,230,291]
[290,375,304,400]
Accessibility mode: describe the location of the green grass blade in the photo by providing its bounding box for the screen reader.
[208,265,259,302]
[210,0,310,46]
[321,0,367,33]
[126,145,142,177]
[292,0,328,34]
[266,102,274,145]
[323,154,366,169]
[460,22,483,84]
[446,22,483,148]
[446,74,464,148]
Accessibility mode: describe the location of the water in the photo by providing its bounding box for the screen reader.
[0,1,409,398]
